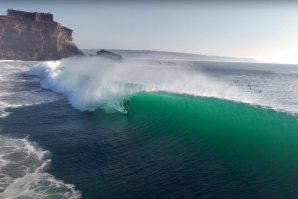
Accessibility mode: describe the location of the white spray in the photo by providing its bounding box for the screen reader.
[27,56,259,112]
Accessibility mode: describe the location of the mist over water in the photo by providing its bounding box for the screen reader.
[27,56,263,113]
[27,56,298,115]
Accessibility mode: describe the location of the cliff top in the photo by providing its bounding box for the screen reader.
[5,9,54,23]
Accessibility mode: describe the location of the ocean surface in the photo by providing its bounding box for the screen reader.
[0,57,298,198]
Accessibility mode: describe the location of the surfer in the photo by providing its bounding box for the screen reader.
[123,100,130,113]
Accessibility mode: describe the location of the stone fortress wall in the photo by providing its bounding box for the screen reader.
[6,9,72,37]
[7,9,54,23]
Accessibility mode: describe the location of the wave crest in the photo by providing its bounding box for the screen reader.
[27,57,256,112]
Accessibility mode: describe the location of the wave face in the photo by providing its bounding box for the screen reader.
[27,57,298,114]
[121,92,298,198]
[2,90,298,198]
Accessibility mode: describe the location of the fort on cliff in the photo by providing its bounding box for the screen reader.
[7,9,54,23]
[0,9,83,61]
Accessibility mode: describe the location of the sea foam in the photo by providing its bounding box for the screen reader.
[27,56,258,112]
[0,61,61,118]
[0,135,81,199]
[0,61,80,198]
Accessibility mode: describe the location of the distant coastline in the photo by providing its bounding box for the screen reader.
[81,49,256,63]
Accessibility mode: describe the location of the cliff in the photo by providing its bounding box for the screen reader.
[0,9,83,61]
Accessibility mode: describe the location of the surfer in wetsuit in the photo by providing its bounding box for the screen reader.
[123,100,130,113]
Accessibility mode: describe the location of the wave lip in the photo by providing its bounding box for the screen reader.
[27,56,298,115]
[0,135,81,199]
[27,57,259,113]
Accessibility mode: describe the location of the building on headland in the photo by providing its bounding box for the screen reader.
[7,9,54,23]
[0,9,83,61]
[4,9,73,38]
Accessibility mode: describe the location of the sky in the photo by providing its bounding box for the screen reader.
[1,1,298,64]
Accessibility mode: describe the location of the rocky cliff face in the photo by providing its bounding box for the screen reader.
[0,10,83,61]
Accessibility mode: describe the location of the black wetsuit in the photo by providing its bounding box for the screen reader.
[123,100,129,112]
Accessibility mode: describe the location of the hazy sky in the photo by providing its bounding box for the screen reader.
[1,1,298,63]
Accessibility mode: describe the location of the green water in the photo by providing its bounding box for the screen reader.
[75,91,298,197]
[4,91,298,198]
[127,92,298,176]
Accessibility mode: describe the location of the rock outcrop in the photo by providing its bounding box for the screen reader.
[96,49,123,62]
[0,9,83,61]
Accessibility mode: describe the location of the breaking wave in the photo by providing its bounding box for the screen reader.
[27,57,261,113]
[0,61,61,118]
[0,61,81,198]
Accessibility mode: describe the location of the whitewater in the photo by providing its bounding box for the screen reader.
[0,61,80,198]
[27,56,298,115]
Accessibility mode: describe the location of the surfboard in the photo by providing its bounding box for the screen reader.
[107,98,130,114]
[110,104,127,114]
